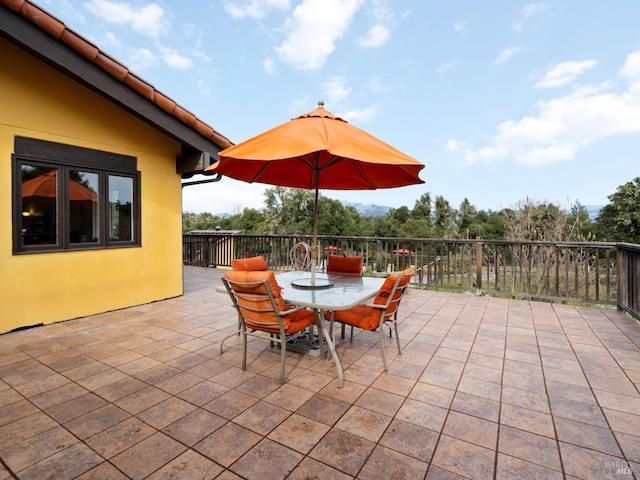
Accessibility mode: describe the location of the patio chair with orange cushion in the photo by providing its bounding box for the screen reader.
[221,255,270,343]
[326,254,363,276]
[324,267,414,370]
[221,269,317,383]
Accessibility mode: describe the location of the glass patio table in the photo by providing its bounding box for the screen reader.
[276,271,384,388]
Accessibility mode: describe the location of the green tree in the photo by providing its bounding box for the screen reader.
[372,214,395,237]
[391,205,410,225]
[411,193,432,223]
[565,201,594,241]
[433,195,455,238]
[240,208,265,233]
[261,187,365,237]
[182,211,229,232]
[263,187,314,234]
[456,198,478,238]
[454,199,506,239]
[596,177,640,243]
[318,197,353,236]
[399,218,431,238]
[483,210,507,239]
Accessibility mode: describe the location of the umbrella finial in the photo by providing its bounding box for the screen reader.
[318,100,324,107]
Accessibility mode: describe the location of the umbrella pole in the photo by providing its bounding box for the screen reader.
[311,186,319,284]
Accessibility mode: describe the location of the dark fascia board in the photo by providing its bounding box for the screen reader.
[0,5,222,172]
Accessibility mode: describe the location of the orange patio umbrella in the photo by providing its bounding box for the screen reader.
[207,101,425,285]
[392,248,415,254]
[22,171,98,204]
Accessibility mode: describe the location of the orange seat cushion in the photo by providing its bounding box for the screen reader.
[232,255,268,271]
[327,255,363,276]
[326,267,412,331]
[327,304,380,331]
[225,270,315,334]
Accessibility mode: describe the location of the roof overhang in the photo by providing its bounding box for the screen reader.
[0,2,231,176]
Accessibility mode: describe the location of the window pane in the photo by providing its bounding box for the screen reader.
[69,171,99,244]
[20,164,58,246]
[108,175,133,242]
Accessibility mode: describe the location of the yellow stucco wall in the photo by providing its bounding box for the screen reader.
[0,38,185,333]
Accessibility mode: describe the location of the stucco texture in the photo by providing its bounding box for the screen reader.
[0,38,185,333]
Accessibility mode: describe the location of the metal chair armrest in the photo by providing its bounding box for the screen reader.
[280,305,307,316]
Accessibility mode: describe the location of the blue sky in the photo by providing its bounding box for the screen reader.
[41,0,640,214]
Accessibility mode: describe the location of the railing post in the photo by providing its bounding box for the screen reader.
[376,240,382,273]
[617,244,624,312]
[476,242,483,296]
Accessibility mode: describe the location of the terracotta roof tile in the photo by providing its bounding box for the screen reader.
[2,0,24,13]
[1,0,233,151]
[152,91,177,114]
[94,52,128,81]
[173,105,197,128]
[22,2,64,39]
[123,71,154,99]
[59,29,99,61]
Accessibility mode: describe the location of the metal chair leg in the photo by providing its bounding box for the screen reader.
[220,313,242,354]
[279,335,286,383]
[378,326,388,371]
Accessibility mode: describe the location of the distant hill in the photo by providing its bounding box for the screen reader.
[342,201,391,217]
[345,203,605,219]
[210,202,392,218]
[584,205,603,220]
[209,203,603,219]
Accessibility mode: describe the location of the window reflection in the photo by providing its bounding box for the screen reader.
[109,175,133,241]
[21,165,58,245]
[69,170,99,243]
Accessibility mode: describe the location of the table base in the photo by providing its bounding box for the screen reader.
[284,332,341,357]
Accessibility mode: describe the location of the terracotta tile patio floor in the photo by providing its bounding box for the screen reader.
[2,266,640,479]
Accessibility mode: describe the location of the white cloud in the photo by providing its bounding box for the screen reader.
[322,76,351,105]
[101,31,121,48]
[129,48,156,70]
[445,139,460,152]
[224,0,290,20]
[436,61,456,73]
[511,3,546,34]
[183,178,268,213]
[290,97,312,115]
[523,3,547,17]
[318,76,378,123]
[263,57,277,74]
[453,20,466,33]
[339,105,378,123]
[192,51,213,64]
[275,0,364,70]
[160,48,193,70]
[359,24,390,48]
[619,52,640,81]
[535,59,597,88]
[85,0,168,38]
[495,47,521,65]
[196,79,210,96]
[359,0,393,47]
[448,55,640,167]
[366,77,390,93]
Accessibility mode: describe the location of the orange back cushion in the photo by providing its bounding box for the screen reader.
[225,269,287,313]
[373,274,398,305]
[371,267,412,320]
[327,255,363,276]
[232,255,268,271]
[373,267,413,313]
